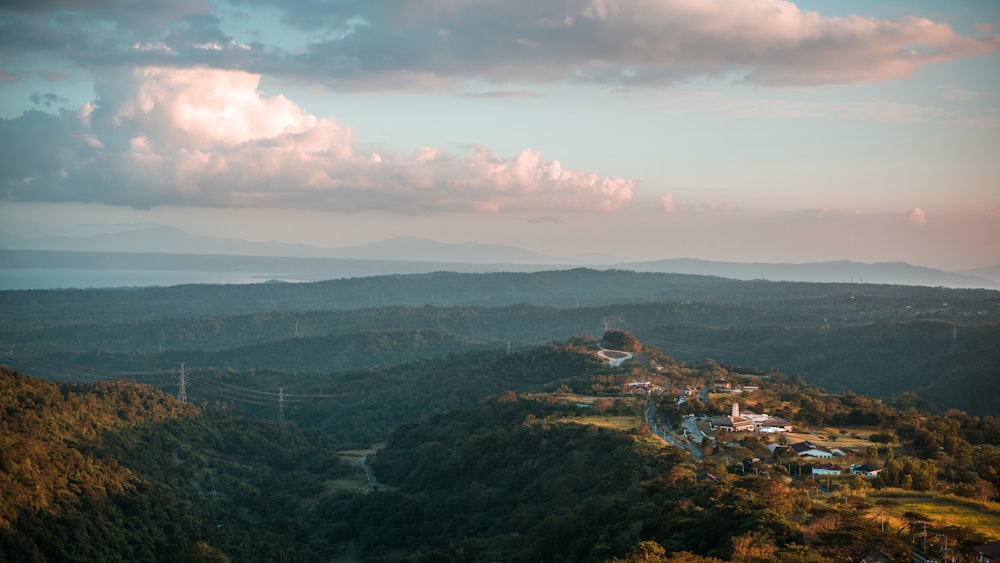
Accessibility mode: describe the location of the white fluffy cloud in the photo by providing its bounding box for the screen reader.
[0,66,634,212]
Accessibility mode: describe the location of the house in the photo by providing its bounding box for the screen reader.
[711,402,755,432]
[624,381,658,395]
[790,441,834,458]
[811,463,842,476]
[727,408,790,433]
[713,378,733,392]
[756,417,793,433]
[974,540,1000,562]
[849,464,882,478]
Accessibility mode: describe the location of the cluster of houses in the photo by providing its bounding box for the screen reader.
[623,381,661,396]
[811,462,882,478]
[710,402,793,434]
[772,439,883,478]
[712,379,759,394]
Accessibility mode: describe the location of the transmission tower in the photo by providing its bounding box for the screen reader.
[277,387,285,423]
[177,362,187,403]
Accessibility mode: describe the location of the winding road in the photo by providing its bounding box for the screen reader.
[597,348,633,367]
[644,398,704,460]
[357,456,378,487]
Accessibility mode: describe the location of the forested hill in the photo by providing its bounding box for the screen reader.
[0,366,354,562]
[2,268,998,416]
[4,335,1000,561]
[3,268,995,328]
[0,365,919,562]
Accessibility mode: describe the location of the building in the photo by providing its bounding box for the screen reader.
[756,417,793,433]
[790,441,834,458]
[974,540,1000,562]
[811,463,842,476]
[711,402,756,432]
[624,381,659,395]
[849,464,882,478]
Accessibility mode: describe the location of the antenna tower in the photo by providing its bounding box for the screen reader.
[177,363,187,403]
[277,387,285,423]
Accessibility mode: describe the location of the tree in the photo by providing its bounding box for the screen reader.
[730,530,778,562]
[183,541,230,563]
[864,444,879,465]
[626,541,666,562]
[813,519,910,563]
[602,329,642,354]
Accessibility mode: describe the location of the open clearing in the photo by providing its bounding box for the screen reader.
[566,415,642,433]
[870,490,1000,541]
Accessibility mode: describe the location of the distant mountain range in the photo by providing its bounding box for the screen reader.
[0,227,577,264]
[1,227,998,289]
[621,258,1000,289]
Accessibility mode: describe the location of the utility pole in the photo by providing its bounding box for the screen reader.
[177,363,187,404]
[277,387,285,423]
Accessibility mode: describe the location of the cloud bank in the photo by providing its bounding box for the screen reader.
[1,0,997,90]
[0,66,634,212]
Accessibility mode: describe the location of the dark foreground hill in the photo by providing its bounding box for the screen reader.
[0,366,354,562]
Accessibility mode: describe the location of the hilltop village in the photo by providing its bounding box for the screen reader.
[584,329,1000,562]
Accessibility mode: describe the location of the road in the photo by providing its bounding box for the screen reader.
[597,348,633,367]
[357,456,378,487]
[644,398,703,460]
[683,418,708,442]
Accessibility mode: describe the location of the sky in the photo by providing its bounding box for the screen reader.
[0,0,998,270]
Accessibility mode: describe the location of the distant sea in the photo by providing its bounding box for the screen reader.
[0,249,554,291]
[0,268,300,290]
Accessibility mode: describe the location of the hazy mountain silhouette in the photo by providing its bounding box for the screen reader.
[621,258,998,289]
[2,228,997,289]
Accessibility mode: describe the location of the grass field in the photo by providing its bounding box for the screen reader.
[333,445,385,492]
[564,415,644,433]
[870,489,1000,542]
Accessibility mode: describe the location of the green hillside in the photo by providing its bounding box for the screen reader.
[0,366,354,562]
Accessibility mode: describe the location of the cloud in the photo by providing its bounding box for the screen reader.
[657,90,946,123]
[237,1,1000,88]
[29,92,70,108]
[2,0,997,90]
[0,66,634,213]
[526,215,563,224]
[659,194,677,214]
[907,207,927,226]
[939,86,986,101]
[458,91,541,99]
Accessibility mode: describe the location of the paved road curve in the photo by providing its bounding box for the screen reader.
[644,398,703,460]
[357,456,378,487]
